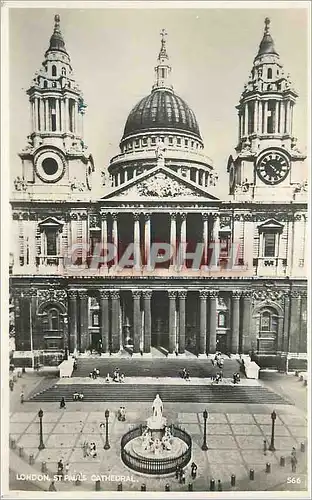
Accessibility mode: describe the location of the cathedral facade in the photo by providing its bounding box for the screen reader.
[10,16,308,365]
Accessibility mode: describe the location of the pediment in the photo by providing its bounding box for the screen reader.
[101,166,219,201]
[258,218,284,232]
[38,217,63,228]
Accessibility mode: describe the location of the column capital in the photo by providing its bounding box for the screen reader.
[242,290,253,299]
[100,212,108,221]
[110,290,120,300]
[207,290,218,298]
[68,290,77,300]
[178,290,187,299]
[170,212,177,220]
[202,213,209,221]
[133,213,141,222]
[179,212,187,221]
[168,290,177,299]
[99,289,110,299]
[77,289,88,299]
[23,287,37,299]
[111,212,118,221]
[142,290,153,299]
[232,290,242,299]
[212,213,219,221]
[290,289,301,299]
[132,290,141,299]
[199,290,209,299]
[143,212,151,221]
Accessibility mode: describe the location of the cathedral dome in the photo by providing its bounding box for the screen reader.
[122,89,202,141]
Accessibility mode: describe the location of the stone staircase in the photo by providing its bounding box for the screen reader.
[27,382,290,404]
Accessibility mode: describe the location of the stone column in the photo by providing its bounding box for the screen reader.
[44,99,49,131]
[258,100,263,133]
[178,290,187,354]
[199,290,208,356]
[211,214,220,268]
[289,290,301,353]
[68,290,78,353]
[282,291,290,352]
[143,290,152,354]
[144,213,151,269]
[208,290,218,354]
[242,291,253,353]
[231,291,241,354]
[280,101,285,134]
[299,291,307,353]
[253,101,258,133]
[111,290,120,352]
[132,290,141,353]
[179,213,187,268]
[263,101,268,133]
[170,213,177,268]
[203,213,209,267]
[168,291,177,354]
[100,212,108,271]
[34,98,39,132]
[39,99,44,132]
[64,97,69,132]
[133,213,141,271]
[244,103,248,136]
[99,289,109,353]
[275,101,280,134]
[78,290,88,353]
[111,213,118,268]
[286,100,291,134]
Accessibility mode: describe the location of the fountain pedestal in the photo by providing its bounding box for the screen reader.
[146,415,167,440]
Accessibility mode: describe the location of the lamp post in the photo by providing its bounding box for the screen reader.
[104,410,110,450]
[269,410,276,451]
[201,409,208,451]
[38,409,45,450]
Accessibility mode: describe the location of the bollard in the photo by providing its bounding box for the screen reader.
[117,483,122,491]
[300,442,305,452]
[141,484,146,491]
[95,480,100,491]
[217,480,222,491]
[165,484,170,492]
[22,367,26,373]
[266,462,271,473]
[41,461,47,473]
[18,446,24,458]
[304,379,307,386]
[29,454,34,465]
[231,474,236,487]
[188,483,193,491]
[10,438,16,449]
[249,469,254,480]
[295,370,299,377]
[210,479,215,491]
[280,456,285,467]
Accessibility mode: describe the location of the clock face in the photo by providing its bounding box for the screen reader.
[35,150,65,183]
[257,152,290,185]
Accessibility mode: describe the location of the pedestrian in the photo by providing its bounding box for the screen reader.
[175,465,180,479]
[263,439,267,456]
[291,447,297,472]
[48,480,57,491]
[60,397,66,409]
[181,470,186,484]
[217,479,222,491]
[191,461,197,479]
[179,467,183,483]
[20,391,24,404]
[57,459,64,479]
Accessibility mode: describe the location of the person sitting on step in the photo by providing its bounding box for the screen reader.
[120,373,125,383]
[78,392,84,401]
[73,392,79,401]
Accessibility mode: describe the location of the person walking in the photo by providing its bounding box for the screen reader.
[57,459,64,479]
[48,481,57,491]
[60,397,66,409]
[64,462,70,477]
[191,461,198,479]
[263,439,267,456]
[20,391,24,404]
[175,465,180,480]
[291,447,298,472]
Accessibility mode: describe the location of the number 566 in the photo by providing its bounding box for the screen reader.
[287,477,301,484]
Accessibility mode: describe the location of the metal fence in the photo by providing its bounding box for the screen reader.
[120,424,192,475]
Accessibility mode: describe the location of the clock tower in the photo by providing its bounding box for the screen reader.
[228,18,307,202]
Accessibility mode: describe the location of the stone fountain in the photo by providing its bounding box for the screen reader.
[121,394,192,475]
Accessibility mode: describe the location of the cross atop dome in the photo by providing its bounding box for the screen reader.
[255,16,278,60]
[45,13,68,56]
[158,28,169,60]
[153,29,172,91]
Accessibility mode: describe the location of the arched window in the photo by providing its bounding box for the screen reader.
[61,67,66,76]
[52,65,57,76]
[52,81,57,88]
[218,312,227,328]
[267,68,272,79]
[42,307,60,332]
[43,80,48,88]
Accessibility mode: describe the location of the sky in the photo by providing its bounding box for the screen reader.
[8,3,309,198]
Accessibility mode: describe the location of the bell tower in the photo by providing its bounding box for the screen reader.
[228,18,307,202]
[15,14,94,200]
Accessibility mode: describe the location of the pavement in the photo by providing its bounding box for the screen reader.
[7,370,309,494]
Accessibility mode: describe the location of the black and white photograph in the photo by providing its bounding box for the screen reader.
[1,1,310,497]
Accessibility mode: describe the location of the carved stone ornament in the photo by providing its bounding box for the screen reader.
[142,290,153,299]
[293,181,308,194]
[70,177,86,192]
[252,289,284,302]
[209,172,219,186]
[128,172,202,198]
[14,176,28,191]
[38,289,67,305]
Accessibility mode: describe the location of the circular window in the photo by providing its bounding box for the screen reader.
[42,158,58,176]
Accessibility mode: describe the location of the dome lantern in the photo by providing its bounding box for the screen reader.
[152,29,173,92]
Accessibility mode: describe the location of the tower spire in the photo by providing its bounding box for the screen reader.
[152,29,173,91]
[45,14,68,55]
[255,17,278,59]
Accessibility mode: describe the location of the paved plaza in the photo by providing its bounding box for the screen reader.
[9,398,308,492]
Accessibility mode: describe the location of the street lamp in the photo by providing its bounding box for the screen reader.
[38,408,45,450]
[201,409,208,451]
[104,410,110,450]
[269,410,277,451]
